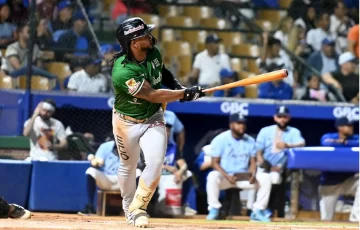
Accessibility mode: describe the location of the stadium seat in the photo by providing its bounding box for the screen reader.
[165,16,194,27]
[0,73,17,89]
[247,59,260,74]
[178,55,192,78]
[182,6,213,21]
[162,41,191,57]
[45,62,72,90]
[161,29,175,42]
[257,10,286,24]
[245,85,257,98]
[239,71,256,79]
[1,49,6,56]
[230,58,243,73]
[199,18,228,29]
[279,0,293,9]
[179,30,207,50]
[158,5,179,17]
[19,75,56,91]
[254,20,275,31]
[231,44,260,57]
[217,31,243,52]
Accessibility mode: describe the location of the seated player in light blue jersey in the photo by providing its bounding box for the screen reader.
[256,106,305,183]
[255,106,305,217]
[78,140,120,215]
[164,110,185,154]
[206,113,272,222]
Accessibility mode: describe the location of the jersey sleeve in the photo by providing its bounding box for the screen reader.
[256,128,266,151]
[210,135,224,158]
[112,65,145,96]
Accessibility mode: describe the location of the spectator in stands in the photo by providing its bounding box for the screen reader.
[299,75,332,101]
[257,34,294,87]
[287,24,314,83]
[164,110,185,154]
[2,23,56,80]
[162,121,195,215]
[330,1,355,53]
[187,34,231,87]
[319,117,359,222]
[0,3,16,46]
[56,11,96,62]
[36,18,53,49]
[78,139,120,215]
[67,57,108,93]
[322,52,359,103]
[306,12,332,51]
[293,4,316,32]
[206,113,272,222]
[8,0,28,26]
[37,0,56,20]
[63,58,84,89]
[111,0,152,25]
[258,63,293,100]
[0,196,31,219]
[304,38,339,81]
[23,99,67,161]
[274,16,293,46]
[347,24,359,58]
[50,1,73,34]
[213,69,244,98]
[256,106,305,217]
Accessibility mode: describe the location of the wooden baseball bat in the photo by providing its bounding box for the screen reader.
[202,69,288,93]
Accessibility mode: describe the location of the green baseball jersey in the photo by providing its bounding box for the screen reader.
[112,46,163,120]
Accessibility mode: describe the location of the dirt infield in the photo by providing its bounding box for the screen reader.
[0,213,358,230]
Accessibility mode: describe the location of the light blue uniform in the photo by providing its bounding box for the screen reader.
[164,110,184,143]
[256,125,305,166]
[95,141,120,176]
[210,130,256,174]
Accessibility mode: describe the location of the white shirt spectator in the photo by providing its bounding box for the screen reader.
[306,28,333,51]
[193,49,231,86]
[2,41,42,73]
[24,116,66,161]
[256,54,294,86]
[67,69,107,93]
[329,14,353,53]
[274,30,288,46]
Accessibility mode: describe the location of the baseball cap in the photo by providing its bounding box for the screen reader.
[335,117,353,127]
[266,62,284,72]
[220,68,234,78]
[229,113,247,123]
[338,52,357,65]
[86,57,101,66]
[58,1,72,12]
[275,106,290,116]
[101,44,114,55]
[322,38,335,46]
[73,11,86,21]
[205,34,222,44]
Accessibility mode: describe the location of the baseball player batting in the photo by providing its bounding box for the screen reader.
[110,17,205,228]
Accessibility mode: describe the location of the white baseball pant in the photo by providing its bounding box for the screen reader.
[319,175,359,221]
[206,170,272,211]
[86,167,119,190]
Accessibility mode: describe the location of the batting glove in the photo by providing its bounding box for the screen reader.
[181,86,206,102]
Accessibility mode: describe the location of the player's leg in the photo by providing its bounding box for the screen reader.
[270,171,282,184]
[206,171,235,220]
[319,184,341,220]
[0,197,31,219]
[341,175,359,222]
[113,113,141,216]
[127,111,166,227]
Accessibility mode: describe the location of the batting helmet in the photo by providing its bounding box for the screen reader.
[115,17,156,52]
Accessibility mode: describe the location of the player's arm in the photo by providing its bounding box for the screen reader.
[286,129,305,148]
[23,103,42,136]
[135,80,204,103]
[255,129,266,164]
[161,65,185,90]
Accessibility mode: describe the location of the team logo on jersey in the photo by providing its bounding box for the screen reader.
[125,78,141,94]
[152,58,160,68]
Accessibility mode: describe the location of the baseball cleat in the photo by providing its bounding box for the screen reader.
[127,209,149,228]
[8,204,31,219]
[206,208,219,220]
[77,204,96,216]
[250,210,271,222]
